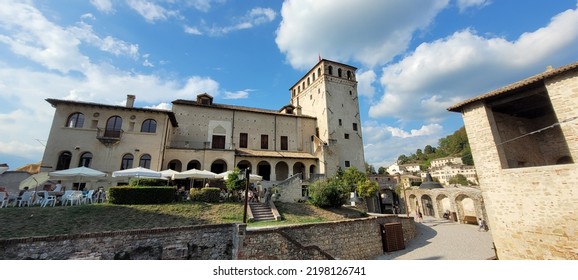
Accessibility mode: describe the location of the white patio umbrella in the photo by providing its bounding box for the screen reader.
[19,172,52,190]
[112,167,162,185]
[172,169,216,188]
[49,166,107,190]
[160,169,180,179]
[172,169,216,180]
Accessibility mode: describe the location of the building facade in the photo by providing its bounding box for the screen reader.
[40,59,365,192]
[448,62,578,259]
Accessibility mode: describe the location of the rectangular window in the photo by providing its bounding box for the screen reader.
[239,133,248,148]
[280,136,288,150]
[212,135,226,149]
[345,161,351,167]
[344,133,349,139]
[353,123,358,131]
[261,134,268,149]
[339,119,342,126]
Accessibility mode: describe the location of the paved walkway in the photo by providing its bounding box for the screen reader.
[376,217,496,260]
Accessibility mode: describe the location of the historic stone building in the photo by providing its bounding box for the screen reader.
[40,59,365,198]
[448,61,578,259]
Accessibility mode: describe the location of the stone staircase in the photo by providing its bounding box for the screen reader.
[249,202,275,221]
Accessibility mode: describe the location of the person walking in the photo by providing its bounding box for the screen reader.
[478,218,487,231]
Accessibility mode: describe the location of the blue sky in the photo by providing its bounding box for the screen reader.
[1,0,578,171]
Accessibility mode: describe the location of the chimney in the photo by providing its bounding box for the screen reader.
[126,94,135,108]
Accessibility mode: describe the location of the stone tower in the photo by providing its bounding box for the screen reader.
[289,59,365,177]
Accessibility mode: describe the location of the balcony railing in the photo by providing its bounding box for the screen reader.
[96,128,123,146]
[168,140,233,150]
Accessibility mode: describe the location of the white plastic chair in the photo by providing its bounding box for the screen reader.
[40,191,56,207]
[15,191,32,207]
[82,190,95,204]
[63,191,82,206]
[60,190,74,206]
[0,193,8,208]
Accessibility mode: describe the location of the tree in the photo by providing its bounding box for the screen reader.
[365,162,376,175]
[424,145,435,154]
[308,178,348,208]
[448,174,469,186]
[357,178,378,198]
[225,168,244,193]
[342,167,367,192]
[397,154,409,164]
[377,166,387,174]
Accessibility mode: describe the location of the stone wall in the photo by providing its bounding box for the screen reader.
[0,216,415,260]
[0,224,238,260]
[238,216,415,260]
[460,69,578,259]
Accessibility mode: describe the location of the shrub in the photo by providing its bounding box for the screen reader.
[308,178,348,208]
[189,187,221,203]
[109,186,174,204]
[129,178,167,186]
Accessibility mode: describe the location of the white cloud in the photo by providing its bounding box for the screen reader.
[144,102,172,110]
[223,89,254,99]
[369,5,578,121]
[456,0,490,13]
[184,25,202,35]
[177,76,221,98]
[70,21,139,58]
[0,2,90,73]
[362,121,445,168]
[275,0,449,69]
[127,0,180,22]
[356,69,377,99]
[206,7,277,36]
[90,0,114,13]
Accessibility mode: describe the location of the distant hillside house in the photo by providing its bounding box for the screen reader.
[448,61,578,259]
[386,162,420,175]
[425,156,478,185]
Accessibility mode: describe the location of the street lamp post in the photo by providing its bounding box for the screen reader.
[242,168,251,223]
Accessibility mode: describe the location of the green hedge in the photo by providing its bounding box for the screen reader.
[109,186,174,204]
[189,187,221,203]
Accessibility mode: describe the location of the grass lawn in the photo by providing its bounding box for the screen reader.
[0,201,366,239]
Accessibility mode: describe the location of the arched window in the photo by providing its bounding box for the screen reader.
[328,66,333,75]
[105,116,122,138]
[120,154,134,170]
[337,68,342,77]
[66,113,84,128]
[347,70,352,80]
[317,68,321,77]
[141,119,157,133]
[139,154,151,168]
[56,151,72,170]
[79,152,93,167]
[312,73,316,81]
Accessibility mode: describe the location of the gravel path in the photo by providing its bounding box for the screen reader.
[376,217,496,260]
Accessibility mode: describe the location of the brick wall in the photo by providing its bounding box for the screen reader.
[0,216,415,260]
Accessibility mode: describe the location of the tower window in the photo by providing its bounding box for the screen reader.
[328,66,333,75]
[280,136,288,150]
[239,133,248,148]
[338,68,342,77]
[345,161,351,167]
[339,119,342,126]
[344,133,349,139]
[261,134,269,149]
[353,123,358,131]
